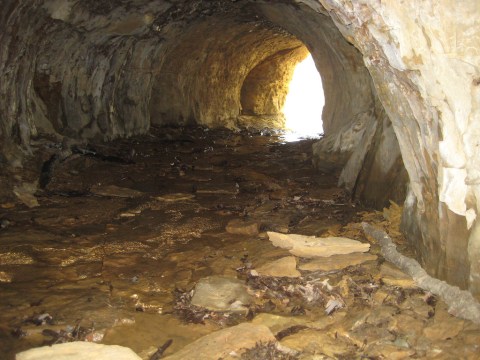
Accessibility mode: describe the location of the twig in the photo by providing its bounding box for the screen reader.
[362,222,480,324]
[150,339,173,360]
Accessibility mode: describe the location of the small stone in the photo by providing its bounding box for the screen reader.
[155,193,195,201]
[163,323,275,360]
[0,202,15,209]
[379,263,416,288]
[269,189,288,200]
[226,219,259,236]
[390,314,425,344]
[190,275,252,312]
[299,253,377,271]
[0,271,12,283]
[16,342,141,360]
[256,256,301,278]
[13,182,39,208]
[423,303,465,341]
[364,343,415,360]
[90,184,144,198]
[267,232,370,258]
[0,219,11,229]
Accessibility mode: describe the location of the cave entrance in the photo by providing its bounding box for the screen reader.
[282,54,324,142]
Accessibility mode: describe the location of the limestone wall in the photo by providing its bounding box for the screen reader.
[1,0,478,294]
[307,0,480,292]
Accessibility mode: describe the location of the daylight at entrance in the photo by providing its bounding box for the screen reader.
[283,54,324,141]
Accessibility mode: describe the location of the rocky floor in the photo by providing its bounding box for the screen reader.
[1,127,479,359]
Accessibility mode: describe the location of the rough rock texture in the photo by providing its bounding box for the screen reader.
[267,231,370,258]
[241,47,308,117]
[0,0,479,295]
[311,0,480,294]
[16,342,142,360]
[163,323,275,360]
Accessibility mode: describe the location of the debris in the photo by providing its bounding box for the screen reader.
[72,146,134,164]
[363,223,480,325]
[0,218,11,229]
[255,256,301,278]
[325,298,344,315]
[149,339,173,360]
[16,342,142,360]
[0,271,12,283]
[267,232,370,258]
[90,184,144,198]
[155,193,195,202]
[13,182,39,208]
[240,341,299,360]
[25,313,53,326]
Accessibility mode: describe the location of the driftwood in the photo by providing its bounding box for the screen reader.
[362,222,480,325]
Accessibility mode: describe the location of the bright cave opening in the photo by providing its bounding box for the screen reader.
[283,54,324,142]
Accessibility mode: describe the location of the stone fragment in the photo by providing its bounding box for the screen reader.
[90,184,144,198]
[0,271,12,283]
[155,193,195,202]
[280,329,353,358]
[379,263,416,288]
[423,304,465,341]
[16,342,141,360]
[190,275,252,312]
[256,256,301,278]
[163,323,275,360]
[267,232,370,258]
[390,314,425,345]
[226,219,259,236]
[299,253,377,272]
[13,182,39,208]
[364,343,415,360]
[251,313,307,334]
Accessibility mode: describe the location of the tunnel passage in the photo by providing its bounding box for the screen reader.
[0,0,480,308]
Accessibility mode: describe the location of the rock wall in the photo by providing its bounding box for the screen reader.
[0,0,478,294]
[305,0,480,293]
[241,47,308,118]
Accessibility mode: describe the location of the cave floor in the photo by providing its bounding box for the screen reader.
[0,127,479,359]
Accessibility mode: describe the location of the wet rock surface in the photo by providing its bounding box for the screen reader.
[0,127,479,359]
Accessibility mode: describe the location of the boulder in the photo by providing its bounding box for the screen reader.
[191,276,252,312]
[267,232,370,258]
[163,323,275,360]
[256,256,301,278]
[16,342,141,360]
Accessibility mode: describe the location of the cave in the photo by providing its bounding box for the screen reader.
[1,0,480,358]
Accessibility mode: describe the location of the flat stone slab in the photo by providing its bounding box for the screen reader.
[191,275,252,312]
[155,193,195,201]
[163,323,275,360]
[226,219,259,236]
[90,184,144,198]
[378,263,416,288]
[16,342,141,360]
[256,256,301,278]
[299,253,377,272]
[267,232,370,258]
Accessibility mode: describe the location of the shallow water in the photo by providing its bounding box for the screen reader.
[1,127,479,359]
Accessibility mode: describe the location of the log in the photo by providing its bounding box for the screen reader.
[362,222,480,325]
